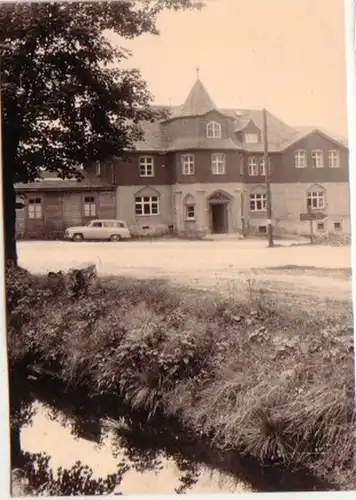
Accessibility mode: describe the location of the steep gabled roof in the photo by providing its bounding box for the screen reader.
[130,78,348,153]
[278,126,348,150]
[177,78,217,117]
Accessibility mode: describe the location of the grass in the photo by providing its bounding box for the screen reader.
[6,263,355,491]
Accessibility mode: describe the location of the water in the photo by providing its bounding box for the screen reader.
[19,399,250,495]
[14,379,335,494]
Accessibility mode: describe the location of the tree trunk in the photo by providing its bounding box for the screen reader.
[2,166,18,266]
[10,424,24,469]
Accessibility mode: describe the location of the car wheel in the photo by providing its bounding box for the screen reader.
[110,234,121,242]
[72,233,84,242]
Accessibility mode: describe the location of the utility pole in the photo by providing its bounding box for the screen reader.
[263,108,274,247]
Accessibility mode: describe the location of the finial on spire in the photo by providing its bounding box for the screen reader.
[196,65,200,79]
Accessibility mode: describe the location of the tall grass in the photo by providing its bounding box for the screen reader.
[6,264,355,490]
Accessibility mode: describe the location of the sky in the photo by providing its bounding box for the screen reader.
[108,0,349,137]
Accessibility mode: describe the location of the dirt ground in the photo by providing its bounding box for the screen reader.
[17,240,352,304]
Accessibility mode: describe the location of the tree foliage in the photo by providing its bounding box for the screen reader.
[0,0,204,262]
[1,0,203,183]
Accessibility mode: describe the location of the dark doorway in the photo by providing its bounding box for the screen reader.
[210,203,228,233]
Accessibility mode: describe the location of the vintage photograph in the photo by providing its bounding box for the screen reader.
[1,0,355,496]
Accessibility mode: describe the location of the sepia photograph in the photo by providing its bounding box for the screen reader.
[1,0,355,496]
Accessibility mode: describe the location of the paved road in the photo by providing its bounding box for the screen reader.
[17,240,352,302]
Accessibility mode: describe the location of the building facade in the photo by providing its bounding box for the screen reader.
[15,77,350,239]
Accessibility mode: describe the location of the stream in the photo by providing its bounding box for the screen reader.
[13,377,337,495]
[20,401,249,495]
[15,378,252,495]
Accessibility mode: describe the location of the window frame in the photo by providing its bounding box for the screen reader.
[311,149,324,168]
[239,155,244,175]
[135,195,160,216]
[28,197,43,220]
[259,157,272,176]
[248,156,258,176]
[294,149,307,168]
[328,150,340,168]
[83,195,97,217]
[139,156,155,177]
[206,121,222,139]
[185,204,195,220]
[181,154,195,175]
[250,192,267,212]
[244,133,258,144]
[211,153,226,175]
[306,190,326,210]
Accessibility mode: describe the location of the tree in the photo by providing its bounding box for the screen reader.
[0,0,203,265]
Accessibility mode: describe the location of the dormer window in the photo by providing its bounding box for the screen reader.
[244,133,258,144]
[206,121,221,139]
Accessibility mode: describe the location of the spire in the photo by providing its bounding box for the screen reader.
[179,72,216,117]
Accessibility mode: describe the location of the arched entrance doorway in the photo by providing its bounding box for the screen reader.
[207,191,231,234]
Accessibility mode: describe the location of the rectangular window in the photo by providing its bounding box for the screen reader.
[260,157,266,176]
[317,222,325,232]
[244,133,258,144]
[185,204,195,220]
[84,196,96,217]
[260,157,272,176]
[211,153,226,175]
[239,155,244,175]
[307,191,325,210]
[250,193,267,212]
[334,221,342,231]
[95,161,101,176]
[248,157,258,176]
[312,150,324,168]
[28,198,42,219]
[181,154,195,175]
[295,150,307,168]
[328,150,340,168]
[135,196,159,216]
[139,156,154,177]
[206,121,221,139]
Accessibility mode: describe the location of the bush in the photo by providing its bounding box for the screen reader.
[6,265,355,490]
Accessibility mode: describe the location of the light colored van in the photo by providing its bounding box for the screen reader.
[64,219,131,242]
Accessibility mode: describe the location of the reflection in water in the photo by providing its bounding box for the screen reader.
[21,402,250,495]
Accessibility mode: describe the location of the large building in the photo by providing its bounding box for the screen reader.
[15,76,350,239]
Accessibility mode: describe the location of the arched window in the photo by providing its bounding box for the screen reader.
[183,194,196,220]
[206,121,221,139]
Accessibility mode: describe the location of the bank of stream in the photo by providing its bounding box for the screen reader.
[12,375,337,495]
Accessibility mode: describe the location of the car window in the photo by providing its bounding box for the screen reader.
[116,222,125,228]
[92,222,103,228]
[103,222,115,228]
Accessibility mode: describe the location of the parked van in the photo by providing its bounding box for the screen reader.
[64,219,131,242]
